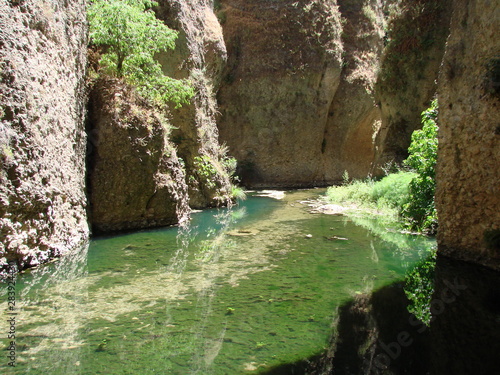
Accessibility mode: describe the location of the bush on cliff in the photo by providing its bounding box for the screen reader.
[88,0,194,107]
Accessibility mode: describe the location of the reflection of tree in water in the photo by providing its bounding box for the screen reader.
[404,247,436,326]
[181,206,248,373]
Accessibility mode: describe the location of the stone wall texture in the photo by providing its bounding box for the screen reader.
[436,0,500,270]
[216,0,451,187]
[0,0,89,276]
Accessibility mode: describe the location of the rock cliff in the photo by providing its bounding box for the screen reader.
[156,0,233,208]
[0,0,88,276]
[436,0,500,270]
[216,0,450,186]
[87,78,190,233]
[373,0,452,170]
[217,0,344,187]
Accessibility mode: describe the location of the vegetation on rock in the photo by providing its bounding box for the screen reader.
[87,0,194,107]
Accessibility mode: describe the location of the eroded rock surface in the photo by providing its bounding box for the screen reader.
[216,0,450,187]
[217,0,344,187]
[436,0,500,270]
[87,78,190,233]
[156,0,233,208]
[0,0,89,275]
[373,0,452,170]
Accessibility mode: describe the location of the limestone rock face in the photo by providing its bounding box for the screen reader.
[216,0,451,187]
[217,0,344,187]
[87,78,190,233]
[436,0,500,270]
[0,0,89,276]
[156,0,233,208]
[321,0,387,181]
[373,0,452,170]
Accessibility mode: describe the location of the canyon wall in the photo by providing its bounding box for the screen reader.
[436,0,500,270]
[0,0,89,276]
[216,0,450,186]
[372,0,452,170]
[86,0,234,233]
[87,78,190,233]
[217,0,344,187]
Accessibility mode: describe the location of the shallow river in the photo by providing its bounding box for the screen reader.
[1,190,436,374]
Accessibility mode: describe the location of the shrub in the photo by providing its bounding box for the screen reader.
[402,99,438,233]
[88,0,194,107]
[371,171,417,210]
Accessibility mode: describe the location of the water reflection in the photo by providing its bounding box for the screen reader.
[307,254,500,375]
[1,191,437,374]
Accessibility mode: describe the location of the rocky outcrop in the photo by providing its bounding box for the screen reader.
[0,0,88,276]
[436,0,500,270]
[87,78,190,233]
[321,0,386,181]
[155,0,233,208]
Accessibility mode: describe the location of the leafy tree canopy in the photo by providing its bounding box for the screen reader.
[88,0,194,107]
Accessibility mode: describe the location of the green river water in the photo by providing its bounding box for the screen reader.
[1,189,435,374]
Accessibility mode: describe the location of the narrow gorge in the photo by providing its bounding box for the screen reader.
[0,0,498,373]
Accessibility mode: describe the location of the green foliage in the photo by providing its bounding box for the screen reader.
[193,155,218,189]
[402,99,438,233]
[326,101,438,234]
[326,178,375,207]
[371,171,417,210]
[221,156,238,181]
[326,171,416,227]
[88,0,194,107]
[404,247,436,326]
[231,186,247,201]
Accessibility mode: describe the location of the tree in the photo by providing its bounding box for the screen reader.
[88,0,194,107]
[402,99,439,233]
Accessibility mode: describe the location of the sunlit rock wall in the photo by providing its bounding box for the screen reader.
[436,0,500,270]
[0,0,89,276]
[216,0,451,187]
[217,0,344,187]
[156,0,233,208]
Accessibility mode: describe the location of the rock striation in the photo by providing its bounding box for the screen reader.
[216,0,451,187]
[0,0,89,276]
[217,0,344,187]
[436,0,500,270]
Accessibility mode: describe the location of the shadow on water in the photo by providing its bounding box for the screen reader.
[261,254,500,375]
